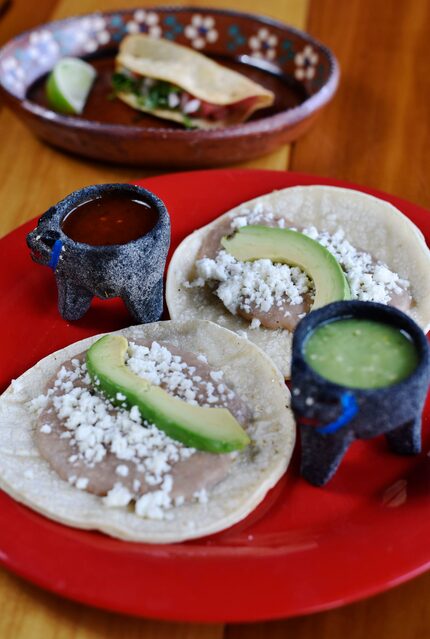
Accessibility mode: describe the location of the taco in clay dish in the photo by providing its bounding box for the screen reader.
[113,34,274,129]
[0,320,294,543]
[166,186,430,377]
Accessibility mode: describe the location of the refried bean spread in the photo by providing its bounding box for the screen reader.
[34,340,252,517]
[187,210,412,331]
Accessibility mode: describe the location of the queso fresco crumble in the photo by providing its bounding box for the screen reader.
[186,212,410,321]
[30,341,243,521]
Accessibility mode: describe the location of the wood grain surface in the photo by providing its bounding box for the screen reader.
[291,0,430,209]
[0,1,429,637]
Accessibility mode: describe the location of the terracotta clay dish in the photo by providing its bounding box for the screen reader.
[0,7,338,167]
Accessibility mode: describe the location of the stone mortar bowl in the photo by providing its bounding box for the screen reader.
[26,183,170,323]
[290,301,430,487]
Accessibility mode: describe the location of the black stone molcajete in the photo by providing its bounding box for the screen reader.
[291,301,430,487]
[26,183,170,323]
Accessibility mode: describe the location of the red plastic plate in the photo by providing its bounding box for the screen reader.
[0,170,429,622]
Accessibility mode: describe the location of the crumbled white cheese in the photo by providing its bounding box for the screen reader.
[192,250,311,315]
[135,475,173,519]
[116,464,129,477]
[103,483,133,507]
[250,318,261,329]
[302,226,409,304]
[127,341,231,408]
[37,342,238,520]
[39,358,196,518]
[40,424,52,434]
[210,370,223,382]
[29,393,50,413]
[76,477,89,490]
[230,215,248,229]
[187,210,410,321]
[229,204,272,229]
[185,277,205,288]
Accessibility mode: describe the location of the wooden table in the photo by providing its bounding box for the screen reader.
[1,0,429,636]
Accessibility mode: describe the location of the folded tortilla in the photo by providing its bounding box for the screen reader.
[166,186,430,377]
[115,34,274,129]
[0,320,294,543]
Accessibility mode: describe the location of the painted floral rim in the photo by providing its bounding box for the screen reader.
[0,6,339,136]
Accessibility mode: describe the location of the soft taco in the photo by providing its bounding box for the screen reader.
[166,186,430,377]
[0,320,294,543]
[113,34,274,129]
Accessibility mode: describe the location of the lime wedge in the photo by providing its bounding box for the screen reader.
[46,57,97,115]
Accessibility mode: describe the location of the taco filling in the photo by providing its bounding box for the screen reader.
[31,339,251,520]
[0,320,295,542]
[112,70,263,128]
[113,35,274,129]
[166,186,430,378]
[185,207,412,331]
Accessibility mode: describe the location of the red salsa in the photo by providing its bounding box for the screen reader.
[61,193,158,246]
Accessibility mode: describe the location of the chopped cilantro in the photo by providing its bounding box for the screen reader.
[111,73,182,110]
[111,72,140,96]
[182,114,196,129]
[111,73,198,128]
[146,81,179,109]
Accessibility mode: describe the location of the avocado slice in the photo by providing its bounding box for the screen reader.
[86,334,250,454]
[221,225,350,310]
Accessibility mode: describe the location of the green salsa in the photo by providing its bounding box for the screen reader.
[304,319,419,389]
